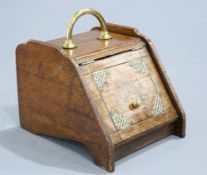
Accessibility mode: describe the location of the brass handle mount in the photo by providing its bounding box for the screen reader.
[62,8,112,49]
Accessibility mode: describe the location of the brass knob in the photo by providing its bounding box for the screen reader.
[132,101,139,109]
[131,99,142,109]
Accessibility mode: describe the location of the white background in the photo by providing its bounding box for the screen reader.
[0,0,207,174]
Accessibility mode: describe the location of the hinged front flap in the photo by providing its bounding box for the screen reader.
[82,44,178,145]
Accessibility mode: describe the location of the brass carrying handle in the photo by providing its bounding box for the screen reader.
[62,8,112,49]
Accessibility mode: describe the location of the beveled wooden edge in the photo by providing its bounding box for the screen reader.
[115,121,176,160]
[92,23,186,138]
[92,22,139,37]
[16,40,115,172]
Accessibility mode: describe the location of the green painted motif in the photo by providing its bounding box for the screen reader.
[92,70,107,92]
[110,112,131,130]
[152,95,166,115]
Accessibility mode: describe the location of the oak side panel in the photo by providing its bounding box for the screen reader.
[16,40,115,172]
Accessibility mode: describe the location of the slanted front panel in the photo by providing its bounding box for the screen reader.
[82,45,178,145]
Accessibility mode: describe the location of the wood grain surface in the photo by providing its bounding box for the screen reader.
[82,46,178,145]
[16,23,186,172]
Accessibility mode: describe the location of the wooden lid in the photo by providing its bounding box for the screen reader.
[47,28,145,64]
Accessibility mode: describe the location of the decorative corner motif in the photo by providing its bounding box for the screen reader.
[110,112,131,130]
[92,70,107,92]
[152,95,166,116]
[129,57,148,75]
